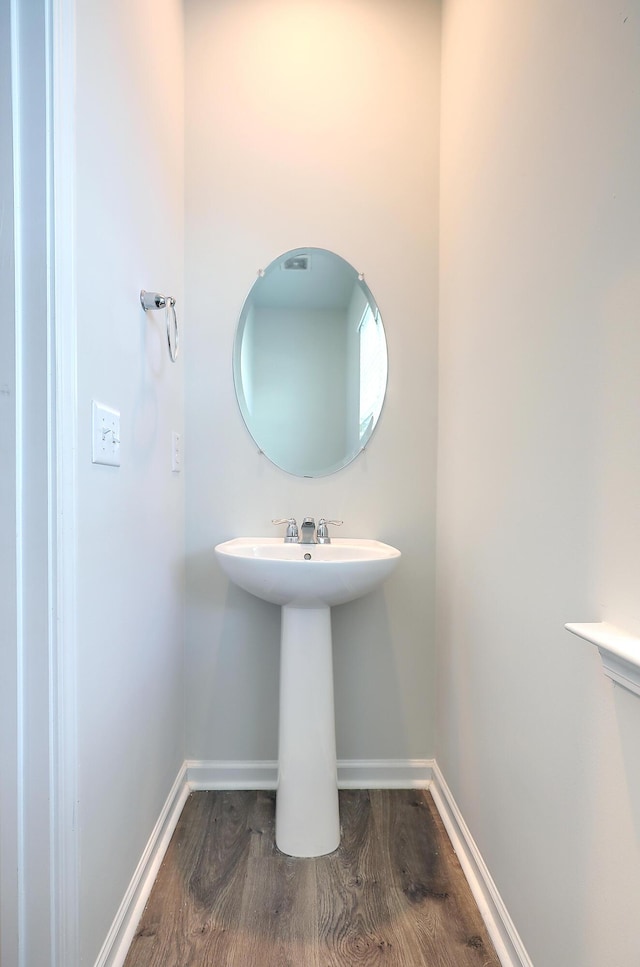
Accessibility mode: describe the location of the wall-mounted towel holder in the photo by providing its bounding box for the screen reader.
[140,290,179,362]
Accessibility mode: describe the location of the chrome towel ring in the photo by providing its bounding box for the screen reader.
[140,289,179,362]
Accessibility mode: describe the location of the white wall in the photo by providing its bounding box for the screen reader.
[73,1,185,962]
[438,2,640,964]
[184,0,440,763]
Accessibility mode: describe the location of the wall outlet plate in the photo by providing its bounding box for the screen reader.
[92,400,121,466]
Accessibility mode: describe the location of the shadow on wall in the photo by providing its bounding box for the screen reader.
[186,546,281,760]
[614,684,640,844]
[332,588,408,761]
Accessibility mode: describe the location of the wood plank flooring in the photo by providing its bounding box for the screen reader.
[124,789,500,967]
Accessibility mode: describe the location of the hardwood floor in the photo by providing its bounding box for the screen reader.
[124,789,500,967]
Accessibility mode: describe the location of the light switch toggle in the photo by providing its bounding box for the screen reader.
[102,426,120,444]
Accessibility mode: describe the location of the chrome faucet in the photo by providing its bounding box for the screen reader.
[273,516,343,544]
[300,517,316,543]
[317,518,343,544]
[272,518,299,543]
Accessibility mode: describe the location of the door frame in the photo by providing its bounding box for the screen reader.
[3,1,79,964]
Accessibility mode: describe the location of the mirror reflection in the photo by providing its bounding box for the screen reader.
[233,248,388,477]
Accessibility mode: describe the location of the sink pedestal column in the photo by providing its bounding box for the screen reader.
[275,604,340,857]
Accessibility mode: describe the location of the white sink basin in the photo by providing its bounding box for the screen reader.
[214,535,400,858]
[214,537,400,608]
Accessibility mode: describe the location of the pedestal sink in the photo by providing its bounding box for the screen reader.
[214,537,401,857]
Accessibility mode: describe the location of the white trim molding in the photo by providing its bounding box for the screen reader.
[429,762,533,967]
[50,0,80,960]
[338,758,432,788]
[186,759,278,790]
[49,0,80,963]
[94,764,190,967]
[185,757,434,791]
[565,621,640,698]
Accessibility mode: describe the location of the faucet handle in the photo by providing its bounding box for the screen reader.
[272,518,299,543]
[317,518,343,544]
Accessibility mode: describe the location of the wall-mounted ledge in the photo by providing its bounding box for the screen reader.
[565,621,640,698]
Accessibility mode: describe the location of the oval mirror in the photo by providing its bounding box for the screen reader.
[233,247,388,477]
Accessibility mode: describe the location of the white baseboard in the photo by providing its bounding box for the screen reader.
[97,758,532,967]
[429,762,533,967]
[338,757,433,787]
[93,763,190,967]
[186,757,434,790]
[186,758,278,789]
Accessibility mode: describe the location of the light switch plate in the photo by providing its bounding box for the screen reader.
[92,401,121,466]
